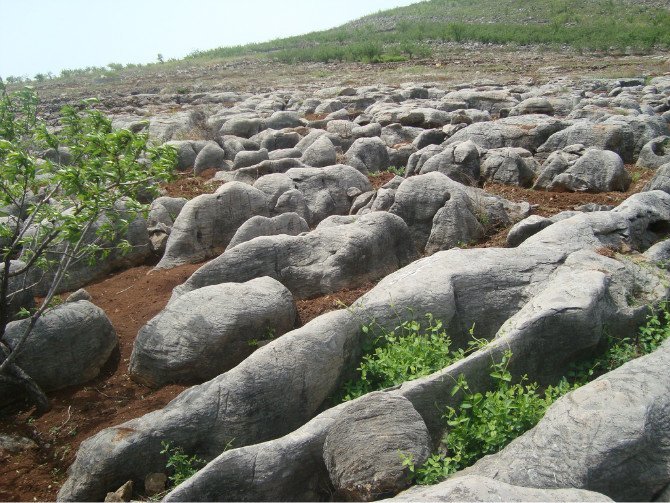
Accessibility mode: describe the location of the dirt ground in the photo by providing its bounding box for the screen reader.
[0,258,378,501]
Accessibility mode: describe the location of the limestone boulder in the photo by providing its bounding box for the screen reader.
[226,213,309,250]
[155,182,269,269]
[171,211,418,301]
[129,277,296,387]
[534,147,630,192]
[323,393,431,501]
[445,115,566,153]
[0,301,117,407]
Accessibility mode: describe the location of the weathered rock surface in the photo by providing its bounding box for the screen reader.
[155,182,269,268]
[637,136,670,169]
[481,147,538,187]
[445,115,566,153]
[534,146,630,192]
[323,393,431,501]
[392,475,612,502]
[1,301,117,406]
[462,337,670,501]
[171,211,418,301]
[129,277,296,387]
[345,137,390,174]
[59,192,670,502]
[226,213,309,250]
[537,115,667,163]
[388,172,529,252]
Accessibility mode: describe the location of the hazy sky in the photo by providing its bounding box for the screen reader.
[0,0,421,78]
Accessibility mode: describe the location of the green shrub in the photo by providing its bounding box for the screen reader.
[160,441,206,488]
[338,315,483,402]
[406,351,573,484]
[406,302,670,485]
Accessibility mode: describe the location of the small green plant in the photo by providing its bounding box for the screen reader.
[160,441,205,487]
[386,166,405,176]
[338,315,483,402]
[247,339,259,348]
[406,350,573,484]
[406,301,670,486]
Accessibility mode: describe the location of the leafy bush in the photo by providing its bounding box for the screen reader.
[0,82,176,411]
[406,351,573,484]
[339,315,483,402]
[160,441,205,487]
[406,302,670,485]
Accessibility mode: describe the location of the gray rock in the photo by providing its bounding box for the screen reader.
[506,215,553,247]
[418,140,482,185]
[345,137,390,174]
[389,172,527,252]
[508,97,555,116]
[327,120,356,138]
[34,201,152,295]
[464,338,670,501]
[57,192,670,502]
[147,196,187,229]
[171,212,417,301]
[0,301,117,405]
[441,89,518,114]
[275,189,312,223]
[426,191,485,252]
[352,123,382,139]
[534,148,630,192]
[268,147,302,160]
[315,99,345,114]
[538,115,667,163]
[66,288,92,303]
[0,433,38,453]
[301,135,337,167]
[233,148,269,169]
[193,141,227,175]
[323,393,431,501]
[413,128,447,150]
[646,162,670,193]
[381,123,424,147]
[260,131,301,151]
[164,141,197,171]
[104,480,133,502]
[129,277,296,387]
[144,473,167,497]
[164,196,670,503]
[284,165,372,226]
[481,147,538,187]
[295,129,327,152]
[637,136,670,169]
[388,144,416,171]
[393,475,612,501]
[644,238,670,267]
[445,115,566,153]
[221,136,246,160]
[155,182,269,269]
[219,116,263,138]
[265,111,304,130]
[226,213,309,250]
[0,260,35,318]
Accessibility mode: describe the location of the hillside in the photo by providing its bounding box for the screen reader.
[187,0,670,63]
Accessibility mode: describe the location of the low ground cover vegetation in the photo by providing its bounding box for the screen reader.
[340,303,670,486]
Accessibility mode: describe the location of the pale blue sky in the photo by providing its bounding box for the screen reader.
[0,0,421,78]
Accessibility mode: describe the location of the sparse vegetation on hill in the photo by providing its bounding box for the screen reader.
[187,0,670,65]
